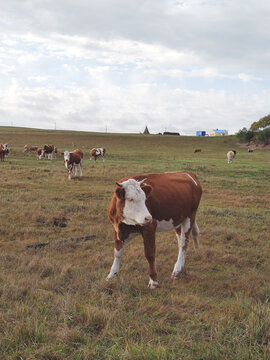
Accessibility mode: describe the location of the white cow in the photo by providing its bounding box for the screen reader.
[227,150,236,163]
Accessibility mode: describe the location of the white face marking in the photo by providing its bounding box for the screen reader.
[120,179,152,226]
[64,151,70,168]
[39,150,45,160]
[185,173,198,186]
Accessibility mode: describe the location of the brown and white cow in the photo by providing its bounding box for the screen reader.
[107,171,202,288]
[39,144,56,160]
[90,148,106,162]
[227,150,236,163]
[36,148,43,160]
[63,149,83,180]
[24,145,38,152]
[0,144,9,161]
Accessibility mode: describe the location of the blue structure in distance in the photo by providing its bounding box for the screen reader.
[196,131,206,136]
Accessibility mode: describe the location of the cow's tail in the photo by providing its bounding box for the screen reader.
[192,221,199,249]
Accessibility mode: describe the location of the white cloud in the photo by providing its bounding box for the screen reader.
[27,76,48,82]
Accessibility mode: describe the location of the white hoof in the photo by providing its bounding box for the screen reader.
[106,272,118,281]
[171,269,186,280]
[148,279,159,289]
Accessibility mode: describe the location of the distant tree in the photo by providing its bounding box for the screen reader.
[236,127,255,142]
[257,128,270,145]
[250,115,270,130]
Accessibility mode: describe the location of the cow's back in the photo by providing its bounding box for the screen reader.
[73,149,83,159]
[119,172,202,223]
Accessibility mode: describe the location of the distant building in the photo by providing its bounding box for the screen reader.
[196,131,206,136]
[143,126,150,134]
[163,131,180,136]
[210,129,228,136]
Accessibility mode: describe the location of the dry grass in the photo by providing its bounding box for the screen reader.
[0,126,270,359]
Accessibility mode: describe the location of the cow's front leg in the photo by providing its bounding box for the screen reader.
[74,164,78,177]
[107,229,138,280]
[107,236,123,280]
[68,165,72,180]
[172,216,193,279]
[142,226,158,289]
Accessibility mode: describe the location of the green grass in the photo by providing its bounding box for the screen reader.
[0,126,270,359]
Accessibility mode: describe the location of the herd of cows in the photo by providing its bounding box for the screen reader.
[0,140,253,287]
[23,144,106,179]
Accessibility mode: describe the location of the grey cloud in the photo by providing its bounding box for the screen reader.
[1,0,270,73]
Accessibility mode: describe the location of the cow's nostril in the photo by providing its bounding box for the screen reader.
[145,216,152,223]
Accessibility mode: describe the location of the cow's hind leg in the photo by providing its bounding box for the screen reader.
[80,159,83,177]
[171,216,194,279]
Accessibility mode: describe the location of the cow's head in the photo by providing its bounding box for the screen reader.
[115,179,152,226]
[2,144,8,150]
[63,151,71,168]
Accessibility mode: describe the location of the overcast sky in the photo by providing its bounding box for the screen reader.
[1,0,270,135]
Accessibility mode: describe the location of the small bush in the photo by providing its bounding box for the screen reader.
[236,128,255,142]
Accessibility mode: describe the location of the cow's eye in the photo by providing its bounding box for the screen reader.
[129,199,134,203]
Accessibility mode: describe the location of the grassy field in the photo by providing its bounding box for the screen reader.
[0,126,270,360]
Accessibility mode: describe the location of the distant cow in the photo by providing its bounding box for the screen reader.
[0,144,9,161]
[227,150,236,164]
[194,149,201,153]
[248,148,254,153]
[63,149,83,180]
[90,148,106,162]
[36,148,43,160]
[24,145,38,152]
[107,171,202,288]
[39,144,56,160]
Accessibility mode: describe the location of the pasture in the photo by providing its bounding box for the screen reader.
[0,126,270,359]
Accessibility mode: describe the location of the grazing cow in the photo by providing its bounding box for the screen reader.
[194,148,201,153]
[227,150,236,163]
[0,144,9,161]
[39,144,56,160]
[90,148,106,162]
[63,149,83,180]
[107,171,202,288]
[248,147,254,153]
[24,145,38,152]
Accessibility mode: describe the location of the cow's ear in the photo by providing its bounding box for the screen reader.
[141,185,152,198]
[115,186,125,200]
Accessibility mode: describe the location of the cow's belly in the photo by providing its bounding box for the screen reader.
[156,219,180,232]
